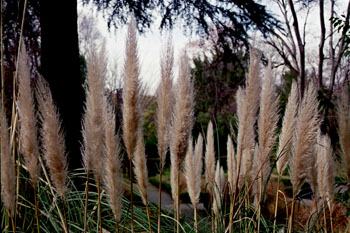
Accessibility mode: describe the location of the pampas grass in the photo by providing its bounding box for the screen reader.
[290,83,319,196]
[227,135,236,194]
[273,81,298,233]
[133,129,152,232]
[156,36,174,233]
[236,51,261,189]
[276,81,298,175]
[316,133,334,211]
[17,42,41,233]
[122,19,142,232]
[337,87,350,182]
[256,63,279,202]
[170,52,194,233]
[17,43,40,186]
[0,107,16,225]
[82,45,107,180]
[205,121,215,195]
[36,77,69,233]
[81,45,107,233]
[104,101,123,232]
[36,77,67,199]
[227,135,236,233]
[288,83,320,233]
[185,135,203,232]
[213,161,225,217]
[157,36,174,170]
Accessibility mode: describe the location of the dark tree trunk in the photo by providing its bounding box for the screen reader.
[40,0,85,170]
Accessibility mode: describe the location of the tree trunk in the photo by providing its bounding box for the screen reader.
[287,0,305,98]
[40,0,85,170]
[318,0,325,88]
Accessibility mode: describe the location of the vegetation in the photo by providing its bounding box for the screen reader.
[2,2,350,233]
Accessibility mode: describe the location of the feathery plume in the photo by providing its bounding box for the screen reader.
[17,43,40,185]
[257,63,279,195]
[337,87,350,181]
[82,45,107,180]
[133,130,149,205]
[277,81,298,175]
[36,77,67,198]
[227,135,236,193]
[104,101,123,222]
[205,121,215,193]
[290,83,319,195]
[236,51,261,187]
[170,53,195,168]
[213,161,225,215]
[157,37,174,169]
[0,107,16,217]
[185,135,203,207]
[122,19,141,160]
[316,133,334,210]
[170,52,194,214]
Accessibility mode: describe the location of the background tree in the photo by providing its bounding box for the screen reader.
[2,0,281,170]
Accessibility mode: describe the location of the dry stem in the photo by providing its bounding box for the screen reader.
[83,171,90,233]
[97,177,102,233]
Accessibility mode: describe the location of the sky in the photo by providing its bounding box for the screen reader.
[78,0,349,94]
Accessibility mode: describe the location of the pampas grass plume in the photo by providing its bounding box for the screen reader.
[104,101,123,222]
[170,53,194,168]
[185,135,203,207]
[36,77,67,198]
[157,37,174,169]
[0,107,16,217]
[205,121,215,193]
[82,45,107,179]
[317,133,334,210]
[290,83,320,195]
[122,19,141,160]
[226,135,236,193]
[257,63,279,192]
[17,43,40,185]
[276,81,298,175]
[133,130,149,206]
[170,52,194,210]
[213,161,225,215]
[236,51,260,187]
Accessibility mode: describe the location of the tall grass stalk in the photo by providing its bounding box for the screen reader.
[97,177,102,233]
[134,129,152,233]
[185,135,203,232]
[82,42,107,232]
[83,171,90,233]
[236,51,260,190]
[274,81,298,233]
[18,42,41,233]
[170,52,194,233]
[104,101,123,233]
[122,19,142,232]
[289,83,319,233]
[157,36,174,233]
[36,77,69,232]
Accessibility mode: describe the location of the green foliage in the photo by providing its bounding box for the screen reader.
[332,15,350,57]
